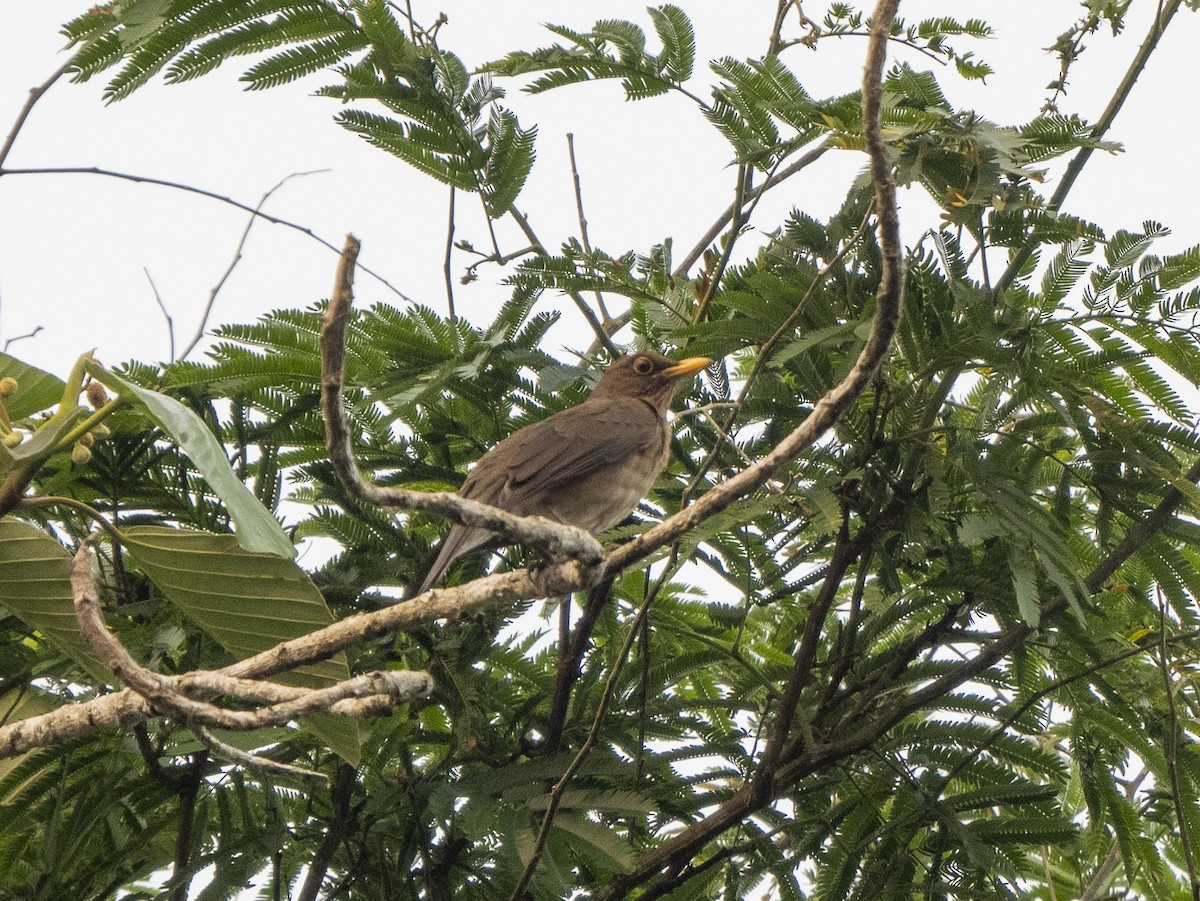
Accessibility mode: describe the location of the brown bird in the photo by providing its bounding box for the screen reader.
[417,351,710,593]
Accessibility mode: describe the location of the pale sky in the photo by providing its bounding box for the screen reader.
[2,2,1198,378]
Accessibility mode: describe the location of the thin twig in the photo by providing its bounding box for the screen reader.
[143,268,176,363]
[511,569,671,901]
[3,326,43,352]
[0,59,71,169]
[992,0,1184,297]
[179,170,329,361]
[671,401,741,418]
[566,132,610,322]
[679,201,875,509]
[699,410,754,466]
[672,141,830,280]
[193,724,327,781]
[690,163,751,325]
[443,186,456,319]
[778,31,952,66]
[546,576,612,753]
[0,58,66,356]
[507,205,620,357]
[460,243,539,282]
[0,166,414,302]
[755,509,864,787]
[1157,588,1200,898]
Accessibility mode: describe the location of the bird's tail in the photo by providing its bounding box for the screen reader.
[414,524,494,596]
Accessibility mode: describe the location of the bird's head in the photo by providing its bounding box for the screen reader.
[590,351,711,411]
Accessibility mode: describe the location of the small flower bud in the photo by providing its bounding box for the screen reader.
[85,381,109,409]
[78,431,95,448]
[3,431,23,448]
[90,423,111,439]
[0,377,18,398]
[71,443,92,465]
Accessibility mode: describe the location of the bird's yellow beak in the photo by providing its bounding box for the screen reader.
[662,356,711,379]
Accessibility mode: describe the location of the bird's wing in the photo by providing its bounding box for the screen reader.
[417,398,664,594]
[463,397,664,504]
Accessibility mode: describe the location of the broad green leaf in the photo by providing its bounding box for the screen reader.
[0,407,87,477]
[0,686,63,800]
[0,520,110,681]
[121,525,358,762]
[0,352,65,420]
[87,364,295,558]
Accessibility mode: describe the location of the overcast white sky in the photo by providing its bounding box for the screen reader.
[2,2,1199,380]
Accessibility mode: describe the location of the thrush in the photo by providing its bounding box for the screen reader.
[417,351,710,593]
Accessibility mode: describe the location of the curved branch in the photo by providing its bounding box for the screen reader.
[70,539,432,734]
[599,1,904,893]
[320,235,607,571]
[0,59,71,169]
[179,170,329,361]
[0,166,414,302]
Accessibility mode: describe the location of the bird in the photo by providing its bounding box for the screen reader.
[416,351,710,593]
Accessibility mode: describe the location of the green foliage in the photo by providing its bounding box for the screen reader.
[821,5,995,79]
[483,4,697,100]
[62,0,537,218]
[8,2,1200,900]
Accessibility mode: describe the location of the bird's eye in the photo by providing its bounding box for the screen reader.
[633,356,655,375]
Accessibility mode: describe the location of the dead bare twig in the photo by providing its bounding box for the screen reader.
[507,205,621,357]
[179,169,330,361]
[68,537,432,778]
[0,166,413,303]
[0,59,71,169]
[672,141,830,281]
[566,132,611,322]
[143,268,175,362]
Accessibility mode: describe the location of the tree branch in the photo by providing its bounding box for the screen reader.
[507,206,620,357]
[992,0,1184,296]
[0,59,71,169]
[0,166,414,303]
[320,235,607,570]
[672,141,830,280]
[297,763,356,901]
[179,170,329,361]
[69,538,432,738]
